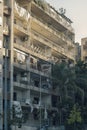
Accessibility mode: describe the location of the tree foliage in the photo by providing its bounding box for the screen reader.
[68,104,82,125]
[7,106,23,129]
[52,60,87,127]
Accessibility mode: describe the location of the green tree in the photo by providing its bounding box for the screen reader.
[52,62,76,125]
[52,61,84,126]
[75,60,87,125]
[7,106,23,130]
[75,60,87,104]
[67,104,82,130]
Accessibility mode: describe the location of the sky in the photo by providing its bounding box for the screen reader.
[46,0,87,44]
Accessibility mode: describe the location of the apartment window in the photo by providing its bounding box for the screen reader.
[33,97,39,104]
[13,74,17,82]
[33,108,39,120]
[34,80,39,87]
[51,95,57,107]
[13,92,17,101]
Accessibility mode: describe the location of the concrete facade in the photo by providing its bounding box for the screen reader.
[0,0,76,130]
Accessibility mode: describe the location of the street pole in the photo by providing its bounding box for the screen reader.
[40,75,41,130]
[4,37,8,130]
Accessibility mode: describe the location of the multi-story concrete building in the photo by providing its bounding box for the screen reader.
[81,38,87,62]
[0,0,76,130]
[75,42,81,62]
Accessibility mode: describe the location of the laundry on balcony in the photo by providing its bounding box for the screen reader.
[13,101,22,118]
[17,52,26,64]
[25,99,34,112]
[14,49,28,64]
[3,24,9,35]
[15,1,30,22]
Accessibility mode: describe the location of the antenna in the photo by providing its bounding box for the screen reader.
[59,7,66,15]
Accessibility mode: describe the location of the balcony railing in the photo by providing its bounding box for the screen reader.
[14,23,29,36]
[14,43,49,62]
[13,49,51,76]
[48,8,74,33]
[32,1,74,33]
[31,16,74,45]
[31,31,75,60]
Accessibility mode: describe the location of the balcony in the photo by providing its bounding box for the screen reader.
[31,31,75,61]
[16,0,32,5]
[13,81,52,95]
[14,43,49,62]
[30,56,51,77]
[14,23,29,36]
[31,1,74,33]
[14,81,28,90]
[13,52,29,72]
[14,1,30,22]
[13,47,51,76]
[30,67,50,78]
[47,8,74,33]
[31,16,74,46]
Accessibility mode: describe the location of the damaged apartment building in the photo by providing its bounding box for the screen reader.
[0,0,76,130]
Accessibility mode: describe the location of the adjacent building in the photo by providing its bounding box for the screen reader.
[0,0,76,130]
[75,42,81,62]
[81,37,87,62]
